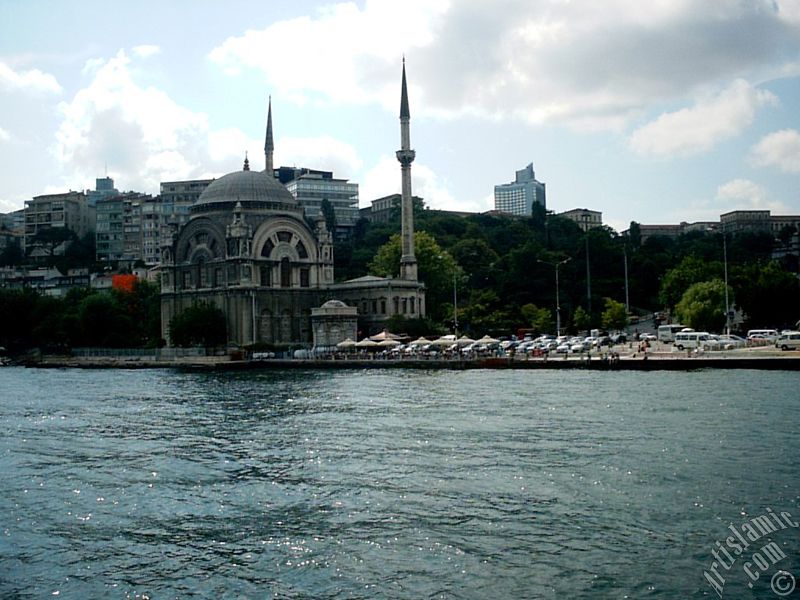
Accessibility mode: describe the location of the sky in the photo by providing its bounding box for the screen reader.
[1,0,799,232]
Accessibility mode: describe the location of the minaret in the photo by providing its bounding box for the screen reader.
[396,58,418,281]
[264,96,274,175]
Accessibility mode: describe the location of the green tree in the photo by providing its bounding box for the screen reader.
[572,305,591,334]
[778,224,797,246]
[521,303,554,334]
[733,262,800,330]
[0,238,24,266]
[601,297,629,331]
[368,231,462,323]
[169,302,227,351]
[674,279,730,332]
[320,198,337,233]
[627,221,641,249]
[659,256,721,309]
[78,292,136,347]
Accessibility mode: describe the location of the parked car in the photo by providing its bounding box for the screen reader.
[610,332,627,344]
[718,334,746,349]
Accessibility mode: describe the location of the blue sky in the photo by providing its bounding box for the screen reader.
[1,0,799,231]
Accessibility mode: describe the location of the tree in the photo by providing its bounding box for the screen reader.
[368,231,462,323]
[733,262,800,330]
[572,305,591,334]
[0,238,23,266]
[320,198,337,233]
[674,279,730,332]
[169,303,227,351]
[627,221,641,249]
[78,292,136,347]
[778,224,797,246]
[521,303,554,334]
[659,256,720,309]
[601,297,629,331]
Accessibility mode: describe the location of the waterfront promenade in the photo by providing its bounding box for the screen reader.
[24,345,800,371]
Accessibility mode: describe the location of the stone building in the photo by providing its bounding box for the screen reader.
[160,63,425,348]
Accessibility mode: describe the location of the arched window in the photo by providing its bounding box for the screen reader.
[280,257,291,288]
[261,239,275,257]
[296,240,308,259]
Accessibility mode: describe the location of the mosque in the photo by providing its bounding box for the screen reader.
[159,63,425,348]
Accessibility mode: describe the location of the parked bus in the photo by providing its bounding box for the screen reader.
[657,324,685,343]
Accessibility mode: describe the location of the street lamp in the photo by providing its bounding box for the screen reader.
[538,257,572,335]
[452,269,458,339]
[438,255,458,337]
[723,233,730,335]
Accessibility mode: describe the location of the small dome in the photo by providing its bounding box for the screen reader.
[196,169,296,207]
[321,300,349,308]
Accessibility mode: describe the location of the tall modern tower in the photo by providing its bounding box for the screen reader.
[396,59,418,281]
[264,97,274,174]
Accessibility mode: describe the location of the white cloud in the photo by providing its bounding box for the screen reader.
[749,129,800,173]
[209,0,800,131]
[0,126,10,142]
[628,80,777,158]
[359,155,483,212]
[51,48,369,194]
[715,178,790,212]
[54,49,211,191]
[132,45,161,59]
[0,61,61,94]
[209,0,448,111]
[276,136,363,178]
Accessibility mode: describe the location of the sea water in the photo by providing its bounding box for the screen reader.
[1,367,798,598]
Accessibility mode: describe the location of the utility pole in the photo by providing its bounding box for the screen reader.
[623,245,630,313]
[538,257,572,335]
[585,236,592,315]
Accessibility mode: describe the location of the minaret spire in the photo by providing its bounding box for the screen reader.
[264,96,274,175]
[396,58,417,281]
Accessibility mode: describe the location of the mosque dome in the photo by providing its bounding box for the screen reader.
[194,161,296,209]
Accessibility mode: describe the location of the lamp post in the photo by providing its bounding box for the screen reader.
[438,255,458,337]
[723,233,730,335]
[452,269,458,339]
[538,257,572,335]
[623,245,630,314]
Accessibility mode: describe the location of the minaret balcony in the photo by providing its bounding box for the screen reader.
[396,149,416,166]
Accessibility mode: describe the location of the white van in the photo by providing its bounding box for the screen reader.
[776,331,800,351]
[674,331,716,351]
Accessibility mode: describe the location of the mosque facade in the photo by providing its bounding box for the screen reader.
[159,63,425,348]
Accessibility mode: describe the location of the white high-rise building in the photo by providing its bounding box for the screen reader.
[494,163,546,216]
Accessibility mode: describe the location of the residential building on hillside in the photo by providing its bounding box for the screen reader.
[24,191,94,257]
[159,179,213,222]
[96,193,150,262]
[494,163,546,216]
[559,208,602,232]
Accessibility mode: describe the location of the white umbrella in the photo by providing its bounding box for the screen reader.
[478,334,501,344]
[336,338,356,348]
[409,337,432,346]
[369,329,402,342]
[355,339,379,348]
[377,339,401,347]
[431,337,455,346]
[456,335,475,346]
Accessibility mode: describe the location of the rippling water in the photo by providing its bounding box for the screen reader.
[1,367,798,599]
